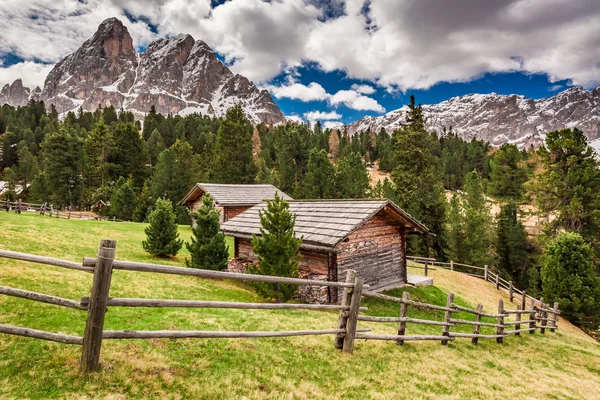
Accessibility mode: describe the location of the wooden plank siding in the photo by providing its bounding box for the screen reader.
[335,211,406,296]
[235,238,332,303]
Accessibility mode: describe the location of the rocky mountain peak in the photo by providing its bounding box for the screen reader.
[0,17,284,124]
[0,79,31,107]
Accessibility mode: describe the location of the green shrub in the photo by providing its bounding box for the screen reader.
[142,198,183,257]
[186,194,229,270]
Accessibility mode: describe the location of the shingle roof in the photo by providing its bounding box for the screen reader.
[180,184,293,206]
[221,199,429,250]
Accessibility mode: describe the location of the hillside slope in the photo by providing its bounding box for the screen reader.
[0,212,598,399]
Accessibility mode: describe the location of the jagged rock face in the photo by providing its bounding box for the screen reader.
[347,87,600,147]
[0,17,285,124]
[42,17,137,112]
[0,79,31,107]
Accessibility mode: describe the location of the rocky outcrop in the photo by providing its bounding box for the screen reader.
[0,79,31,107]
[347,87,600,147]
[42,17,137,113]
[0,17,284,124]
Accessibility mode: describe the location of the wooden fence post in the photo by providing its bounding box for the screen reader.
[495,274,500,290]
[508,281,513,303]
[550,302,559,333]
[334,269,356,350]
[484,265,488,282]
[424,260,428,277]
[450,260,454,271]
[540,303,548,334]
[515,305,522,336]
[342,276,364,354]
[521,289,527,310]
[472,304,483,345]
[80,239,116,373]
[396,292,410,346]
[441,292,454,345]
[496,299,505,344]
[529,297,536,334]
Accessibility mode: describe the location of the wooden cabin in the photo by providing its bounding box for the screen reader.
[221,199,430,303]
[180,183,293,223]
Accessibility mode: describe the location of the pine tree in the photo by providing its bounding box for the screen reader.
[274,124,310,198]
[535,128,600,253]
[149,140,202,205]
[541,232,600,329]
[133,182,153,223]
[186,194,229,270]
[496,203,530,286]
[213,105,256,183]
[108,121,149,188]
[336,152,370,198]
[143,198,183,257]
[109,178,136,221]
[444,193,465,262]
[147,128,165,166]
[248,193,302,302]
[391,95,447,257]
[461,171,494,266]
[41,126,83,207]
[304,148,336,199]
[84,117,114,188]
[488,144,528,200]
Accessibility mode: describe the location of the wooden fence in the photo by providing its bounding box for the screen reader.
[406,255,542,308]
[0,242,559,373]
[0,200,118,221]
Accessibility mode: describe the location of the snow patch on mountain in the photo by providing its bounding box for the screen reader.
[347,87,600,147]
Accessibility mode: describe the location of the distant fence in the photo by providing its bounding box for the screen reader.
[406,255,542,307]
[0,200,119,221]
[0,242,559,373]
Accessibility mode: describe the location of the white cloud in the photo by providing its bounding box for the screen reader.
[329,90,385,113]
[2,0,600,92]
[266,80,385,113]
[304,110,342,121]
[323,120,344,129]
[265,82,329,102]
[0,61,54,88]
[350,84,376,95]
[286,115,304,123]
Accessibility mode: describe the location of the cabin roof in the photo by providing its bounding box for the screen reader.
[221,199,430,250]
[180,183,293,207]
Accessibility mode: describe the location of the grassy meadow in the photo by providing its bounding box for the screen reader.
[1,212,600,399]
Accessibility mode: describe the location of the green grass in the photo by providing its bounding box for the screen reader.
[1,212,600,399]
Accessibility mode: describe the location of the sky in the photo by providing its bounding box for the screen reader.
[0,0,599,127]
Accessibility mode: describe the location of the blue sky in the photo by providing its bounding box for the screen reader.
[0,0,598,127]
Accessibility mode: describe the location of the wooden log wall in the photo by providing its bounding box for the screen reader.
[235,238,332,304]
[336,212,406,296]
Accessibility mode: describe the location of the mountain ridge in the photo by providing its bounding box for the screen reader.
[346,86,600,147]
[1,17,284,124]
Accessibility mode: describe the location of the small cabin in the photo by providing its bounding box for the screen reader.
[221,199,430,303]
[180,183,293,223]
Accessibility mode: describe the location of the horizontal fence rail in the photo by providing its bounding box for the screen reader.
[0,324,83,345]
[0,249,94,273]
[81,297,367,311]
[102,328,372,340]
[0,285,86,310]
[82,257,353,288]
